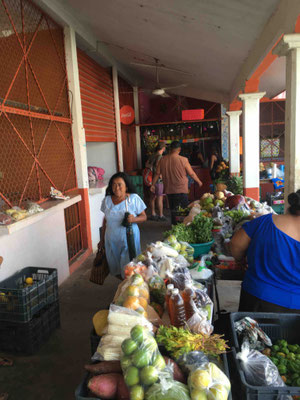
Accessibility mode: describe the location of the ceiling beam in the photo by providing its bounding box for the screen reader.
[230,0,300,102]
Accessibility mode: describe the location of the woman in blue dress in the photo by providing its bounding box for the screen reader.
[100,172,147,278]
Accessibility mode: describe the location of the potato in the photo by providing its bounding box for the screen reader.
[88,373,121,398]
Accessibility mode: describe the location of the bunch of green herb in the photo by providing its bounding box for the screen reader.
[164,223,195,243]
[156,325,229,359]
[190,214,213,243]
[164,214,213,244]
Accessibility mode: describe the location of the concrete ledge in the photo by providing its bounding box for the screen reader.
[89,180,108,196]
[0,194,82,236]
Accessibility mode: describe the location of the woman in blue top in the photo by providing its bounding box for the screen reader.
[230,190,300,313]
[100,172,147,278]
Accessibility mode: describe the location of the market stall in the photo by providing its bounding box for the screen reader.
[73,181,300,400]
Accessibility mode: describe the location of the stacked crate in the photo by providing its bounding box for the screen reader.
[0,267,60,354]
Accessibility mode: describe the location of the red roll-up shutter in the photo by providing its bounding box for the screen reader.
[77,49,116,142]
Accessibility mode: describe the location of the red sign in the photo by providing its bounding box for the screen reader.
[120,105,135,125]
[182,109,204,121]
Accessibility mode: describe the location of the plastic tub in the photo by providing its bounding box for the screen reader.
[190,240,214,257]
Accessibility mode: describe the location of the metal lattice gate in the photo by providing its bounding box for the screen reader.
[0,0,77,210]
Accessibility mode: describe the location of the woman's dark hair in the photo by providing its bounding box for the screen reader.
[155,142,166,152]
[288,189,300,215]
[106,172,137,196]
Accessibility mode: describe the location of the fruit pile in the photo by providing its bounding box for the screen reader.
[121,325,166,400]
[115,274,150,318]
[188,362,231,400]
[264,339,300,386]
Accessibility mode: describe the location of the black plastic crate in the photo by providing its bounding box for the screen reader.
[0,267,58,322]
[0,300,60,355]
[230,312,300,399]
[90,328,100,356]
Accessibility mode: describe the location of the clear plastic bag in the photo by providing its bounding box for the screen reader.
[120,324,169,399]
[0,212,13,225]
[26,201,43,214]
[124,261,149,280]
[148,275,166,307]
[188,361,231,400]
[114,273,150,316]
[236,342,286,388]
[234,317,272,350]
[169,269,193,291]
[146,241,179,260]
[93,305,153,362]
[187,311,213,335]
[145,375,191,400]
[157,257,175,279]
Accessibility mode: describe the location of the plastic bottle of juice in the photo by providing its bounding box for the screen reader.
[169,288,186,327]
[165,283,174,316]
[182,284,198,320]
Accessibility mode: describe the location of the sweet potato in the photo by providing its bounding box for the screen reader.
[163,356,186,383]
[88,373,121,399]
[117,376,130,400]
[84,361,122,375]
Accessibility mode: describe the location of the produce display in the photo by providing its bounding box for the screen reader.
[77,185,290,400]
[264,340,300,386]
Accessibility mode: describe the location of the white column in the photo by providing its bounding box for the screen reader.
[226,111,242,176]
[133,86,142,169]
[273,34,300,205]
[112,66,124,172]
[239,92,265,200]
[64,26,89,189]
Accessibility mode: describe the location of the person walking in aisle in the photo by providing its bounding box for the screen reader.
[100,172,147,279]
[146,142,167,221]
[150,141,203,225]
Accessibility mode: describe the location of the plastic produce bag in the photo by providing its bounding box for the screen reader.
[187,311,213,335]
[93,305,153,362]
[0,212,13,225]
[146,241,179,260]
[124,261,148,280]
[26,201,43,214]
[157,257,175,279]
[148,275,166,307]
[236,342,287,389]
[114,273,150,316]
[178,351,225,376]
[234,317,272,350]
[188,361,231,400]
[169,269,193,291]
[145,377,191,400]
[120,324,169,399]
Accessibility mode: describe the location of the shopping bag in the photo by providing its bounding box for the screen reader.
[90,246,109,285]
